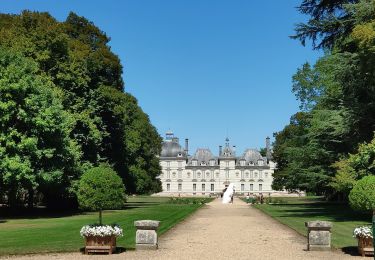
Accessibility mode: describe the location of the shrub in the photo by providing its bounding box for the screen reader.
[167,197,213,205]
[349,175,375,213]
[77,166,126,224]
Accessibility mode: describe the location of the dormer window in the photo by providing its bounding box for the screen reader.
[177,153,183,157]
[249,161,254,166]
[240,160,245,166]
[210,160,215,166]
[192,160,198,166]
[200,161,206,166]
[258,160,264,166]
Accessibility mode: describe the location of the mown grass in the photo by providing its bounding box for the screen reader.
[253,196,372,249]
[0,196,206,255]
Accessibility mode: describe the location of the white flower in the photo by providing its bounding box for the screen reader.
[353,226,373,239]
[80,224,124,237]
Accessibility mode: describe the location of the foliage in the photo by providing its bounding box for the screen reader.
[0,11,162,208]
[349,175,375,212]
[167,197,214,204]
[77,166,126,224]
[331,135,375,195]
[0,49,81,208]
[353,226,373,238]
[80,224,123,237]
[273,0,375,197]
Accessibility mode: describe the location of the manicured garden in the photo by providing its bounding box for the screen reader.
[253,196,372,249]
[0,196,210,255]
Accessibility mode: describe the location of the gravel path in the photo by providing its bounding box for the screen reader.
[3,198,361,260]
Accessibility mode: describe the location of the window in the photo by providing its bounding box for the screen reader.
[241,184,244,191]
[236,172,239,177]
[250,184,253,191]
[211,184,214,191]
[216,172,219,178]
[177,153,182,157]
[259,184,262,191]
[206,172,210,178]
[245,172,249,178]
[172,172,176,178]
[240,160,245,166]
[187,172,191,178]
[226,161,229,167]
[193,184,196,191]
[210,160,215,166]
[200,161,206,166]
[249,161,254,166]
[192,160,198,166]
[259,171,263,179]
[167,184,170,191]
[202,184,205,191]
[178,183,182,191]
[197,172,201,178]
[258,160,264,166]
[254,172,258,178]
[250,171,253,179]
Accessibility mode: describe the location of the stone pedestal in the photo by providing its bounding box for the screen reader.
[134,220,160,250]
[305,221,332,251]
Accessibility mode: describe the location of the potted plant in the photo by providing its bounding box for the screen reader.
[77,165,127,254]
[349,176,375,257]
[80,224,123,254]
[353,226,373,257]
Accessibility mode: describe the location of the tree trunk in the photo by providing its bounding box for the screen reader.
[28,188,34,209]
[99,209,102,225]
[8,187,17,208]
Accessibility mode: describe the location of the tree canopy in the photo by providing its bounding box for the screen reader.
[0,11,162,208]
[273,0,375,198]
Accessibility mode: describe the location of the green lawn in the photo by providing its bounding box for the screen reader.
[253,197,372,249]
[0,196,208,255]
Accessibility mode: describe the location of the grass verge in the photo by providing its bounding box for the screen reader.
[252,196,372,249]
[0,196,207,255]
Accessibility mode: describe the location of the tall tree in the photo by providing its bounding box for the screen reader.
[0,49,81,208]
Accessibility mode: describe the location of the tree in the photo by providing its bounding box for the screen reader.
[77,166,126,225]
[0,49,81,208]
[0,11,163,205]
[292,0,359,50]
[349,175,375,213]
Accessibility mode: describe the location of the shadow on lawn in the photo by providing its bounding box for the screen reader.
[341,246,360,256]
[269,203,371,223]
[0,206,82,220]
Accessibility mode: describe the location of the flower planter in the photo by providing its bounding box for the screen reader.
[84,235,116,254]
[357,236,374,257]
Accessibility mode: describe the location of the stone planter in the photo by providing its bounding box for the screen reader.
[357,236,374,257]
[305,220,332,251]
[134,220,160,250]
[84,235,116,254]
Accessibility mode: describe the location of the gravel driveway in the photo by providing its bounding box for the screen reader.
[2,198,362,260]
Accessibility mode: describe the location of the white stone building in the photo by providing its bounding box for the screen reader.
[157,131,278,196]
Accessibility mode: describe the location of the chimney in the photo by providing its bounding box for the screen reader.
[185,138,189,155]
[266,136,271,161]
[219,145,222,156]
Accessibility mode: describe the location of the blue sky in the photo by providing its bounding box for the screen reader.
[2,0,321,155]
